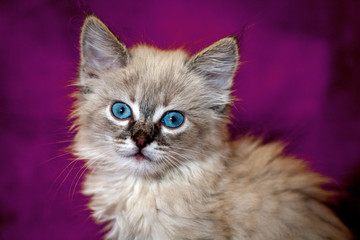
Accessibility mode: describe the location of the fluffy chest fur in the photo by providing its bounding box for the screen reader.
[83,157,226,239]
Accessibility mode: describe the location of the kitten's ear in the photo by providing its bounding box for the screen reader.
[80,15,130,73]
[187,37,239,90]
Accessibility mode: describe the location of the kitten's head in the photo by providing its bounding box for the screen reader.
[72,15,239,177]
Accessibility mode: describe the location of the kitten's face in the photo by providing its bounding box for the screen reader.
[73,15,239,177]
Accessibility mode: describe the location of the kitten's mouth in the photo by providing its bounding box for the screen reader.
[133,153,151,162]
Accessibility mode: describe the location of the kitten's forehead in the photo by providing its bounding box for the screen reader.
[127,46,192,117]
[100,45,209,121]
[130,45,189,66]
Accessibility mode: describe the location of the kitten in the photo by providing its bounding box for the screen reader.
[71,14,353,239]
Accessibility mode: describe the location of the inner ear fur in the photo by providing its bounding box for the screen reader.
[187,36,239,91]
[80,15,130,73]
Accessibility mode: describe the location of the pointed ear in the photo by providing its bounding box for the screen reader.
[80,15,130,74]
[187,37,239,90]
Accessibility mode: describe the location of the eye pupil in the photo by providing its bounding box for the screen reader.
[170,116,176,122]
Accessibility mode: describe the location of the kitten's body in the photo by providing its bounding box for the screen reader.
[72,15,352,239]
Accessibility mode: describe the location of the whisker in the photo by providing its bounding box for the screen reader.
[70,150,112,198]
[163,155,180,170]
[41,151,73,164]
[71,163,90,199]
[51,159,79,198]
[159,146,206,157]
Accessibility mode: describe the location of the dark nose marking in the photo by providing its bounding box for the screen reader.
[130,121,159,150]
[133,130,151,149]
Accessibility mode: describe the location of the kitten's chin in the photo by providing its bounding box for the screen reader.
[132,153,151,162]
[113,150,167,177]
[116,152,160,176]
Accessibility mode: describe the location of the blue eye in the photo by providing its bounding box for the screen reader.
[111,102,132,119]
[161,111,184,128]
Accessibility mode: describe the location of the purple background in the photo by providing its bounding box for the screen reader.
[1,0,359,239]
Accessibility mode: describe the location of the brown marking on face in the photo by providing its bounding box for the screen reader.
[129,121,159,147]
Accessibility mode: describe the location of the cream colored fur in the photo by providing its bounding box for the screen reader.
[71,15,353,239]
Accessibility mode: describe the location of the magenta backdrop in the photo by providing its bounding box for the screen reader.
[1,0,359,239]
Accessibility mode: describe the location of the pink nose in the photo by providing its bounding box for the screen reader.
[135,137,146,149]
